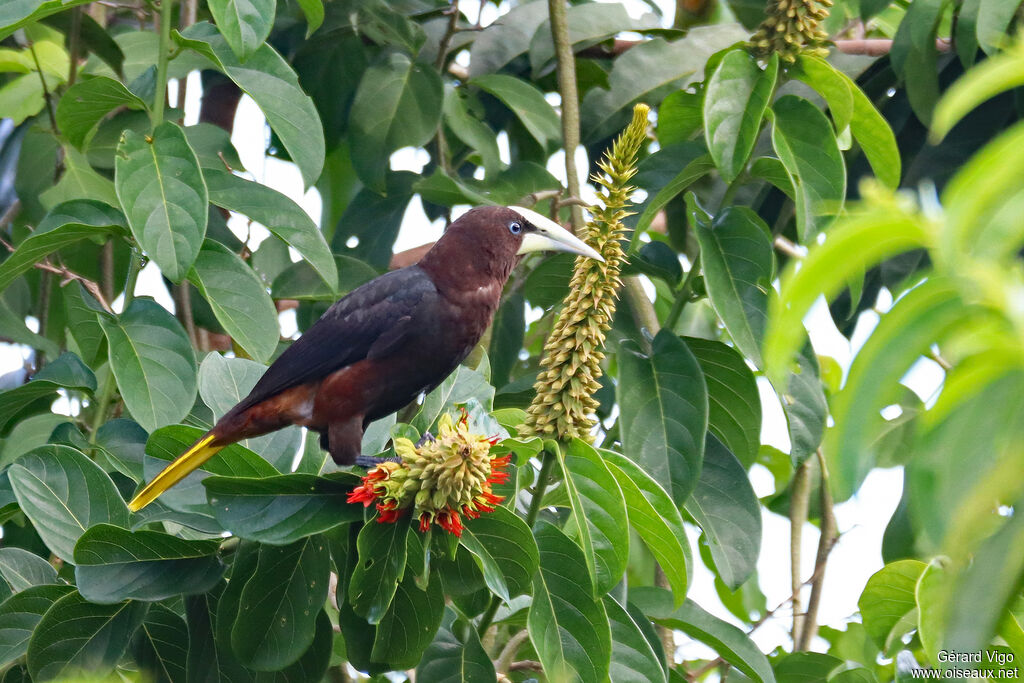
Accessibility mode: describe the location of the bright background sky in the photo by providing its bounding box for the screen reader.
[0,0,947,660]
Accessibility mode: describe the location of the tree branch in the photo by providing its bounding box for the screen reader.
[495,630,530,673]
[789,459,812,645]
[797,450,838,650]
[548,0,585,234]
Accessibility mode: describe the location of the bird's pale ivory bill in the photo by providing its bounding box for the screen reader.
[510,205,605,263]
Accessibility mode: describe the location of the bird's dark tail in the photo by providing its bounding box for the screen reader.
[127,433,224,512]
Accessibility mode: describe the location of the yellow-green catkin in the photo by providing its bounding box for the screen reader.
[522,103,650,442]
[750,0,832,63]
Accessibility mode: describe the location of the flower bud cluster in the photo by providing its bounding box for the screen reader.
[750,0,832,63]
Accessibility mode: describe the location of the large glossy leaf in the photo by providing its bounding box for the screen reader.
[560,438,629,595]
[0,548,57,594]
[605,596,668,683]
[0,353,95,433]
[0,0,93,38]
[0,585,74,669]
[132,604,189,683]
[858,560,927,652]
[56,76,146,149]
[528,2,656,73]
[188,240,279,363]
[370,569,445,669]
[932,46,1024,140]
[101,299,197,432]
[827,63,900,189]
[115,122,208,283]
[764,208,932,386]
[414,364,494,433]
[208,0,274,62]
[890,0,952,124]
[176,22,324,188]
[26,590,149,681]
[774,652,843,683]
[685,337,761,466]
[468,0,549,77]
[204,473,362,544]
[73,524,224,603]
[459,505,539,601]
[632,151,714,247]
[636,589,776,683]
[416,610,496,682]
[704,50,777,182]
[618,330,708,505]
[602,449,690,606]
[8,445,129,562]
[143,424,278,515]
[771,95,846,240]
[790,55,854,134]
[443,86,503,178]
[197,353,300,471]
[472,73,561,148]
[580,27,747,142]
[691,202,774,367]
[0,200,126,295]
[203,168,337,289]
[349,513,412,624]
[781,343,828,467]
[206,545,265,681]
[348,50,443,191]
[231,535,330,670]
[684,435,761,590]
[528,522,612,683]
[827,279,968,498]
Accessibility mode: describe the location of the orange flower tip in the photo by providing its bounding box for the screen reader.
[346,485,378,506]
[419,514,431,533]
[438,510,463,536]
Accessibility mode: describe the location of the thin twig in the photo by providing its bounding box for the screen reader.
[832,38,951,56]
[29,261,114,314]
[509,661,543,672]
[0,200,21,231]
[797,450,838,650]
[27,42,58,132]
[494,630,530,673]
[773,235,804,260]
[789,459,812,645]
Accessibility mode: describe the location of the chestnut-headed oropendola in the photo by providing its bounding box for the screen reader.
[128,206,602,511]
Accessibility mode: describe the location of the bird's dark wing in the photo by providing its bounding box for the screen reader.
[231,266,439,413]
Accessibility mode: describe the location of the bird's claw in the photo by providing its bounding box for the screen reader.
[354,454,401,469]
[415,431,436,448]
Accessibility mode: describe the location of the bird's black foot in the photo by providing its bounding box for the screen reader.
[354,454,401,469]
[415,432,436,448]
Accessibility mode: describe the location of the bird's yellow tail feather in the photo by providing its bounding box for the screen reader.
[128,434,223,512]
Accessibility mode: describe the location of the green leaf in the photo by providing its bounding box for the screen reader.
[348,50,443,191]
[416,610,496,682]
[684,435,761,590]
[132,604,189,683]
[143,424,278,515]
[0,547,57,593]
[890,0,951,124]
[601,449,690,607]
[26,590,149,681]
[208,0,275,62]
[933,45,1024,140]
[605,596,668,683]
[0,352,95,433]
[204,168,337,289]
[0,0,93,38]
[771,95,846,240]
[976,0,1020,54]
[827,279,968,497]
[0,200,126,295]
[115,122,208,283]
[560,438,629,595]
[468,0,549,77]
[56,76,146,149]
[272,254,378,301]
[528,522,612,683]
[858,560,927,651]
[618,330,708,505]
[0,584,75,669]
[580,27,747,142]
[73,524,224,603]
[458,504,538,603]
[204,473,362,544]
[413,365,494,434]
[414,169,493,207]
[790,55,854,135]
[187,239,279,363]
[774,652,843,683]
[349,513,412,624]
[704,49,777,182]
[685,337,761,466]
[472,73,561,148]
[658,90,703,146]
[781,343,828,466]
[690,202,773,367]
[637,590,776,683]
[829,67,901,189]
[8,445,129,562]
[528,2,656,74]
[764,207,931,386]
[231,535,330,670]
[443,87,503,178]
[197,353,300,472]
[176,22,324,188]
[370,568,445,669]
[632,153,714,248]
[295,0,323,35]
[101,299,198,433]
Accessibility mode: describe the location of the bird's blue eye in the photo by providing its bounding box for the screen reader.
[509,221,522,235]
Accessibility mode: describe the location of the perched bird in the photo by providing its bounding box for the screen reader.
[128,206,602,511]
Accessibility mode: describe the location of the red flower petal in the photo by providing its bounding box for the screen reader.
[419,513,431,532]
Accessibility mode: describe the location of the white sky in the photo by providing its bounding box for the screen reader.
[0,0,947,659]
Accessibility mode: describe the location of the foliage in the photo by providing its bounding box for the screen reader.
[1,0,1023,681]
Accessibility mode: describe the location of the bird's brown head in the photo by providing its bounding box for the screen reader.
[419,205,603,289]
